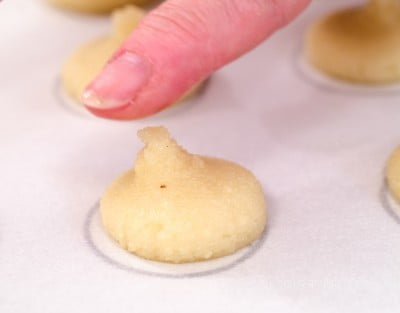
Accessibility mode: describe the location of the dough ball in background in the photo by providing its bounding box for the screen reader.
[61,5,145,103]
[61,5,204,109]
[386,146,400,203]
[305,0,400,84]
[46,0,156,14]
[100,126,267,263]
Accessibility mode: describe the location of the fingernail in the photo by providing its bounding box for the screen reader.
[82,51,152,109]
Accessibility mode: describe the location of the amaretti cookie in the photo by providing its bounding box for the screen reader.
[100,127,267,263]
[305,0,400,84]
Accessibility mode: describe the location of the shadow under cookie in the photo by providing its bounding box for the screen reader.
[85,203,268,278]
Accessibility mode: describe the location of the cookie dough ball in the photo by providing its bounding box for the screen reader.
[100,127,267,263]
[62,6,145,103]
[305,0,400,84]
[386,146,400,203]
[62,5,202,107]
[46,0,154,14]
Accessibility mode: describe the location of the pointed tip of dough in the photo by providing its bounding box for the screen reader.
[102,126,267,263]
[137,126,172,145]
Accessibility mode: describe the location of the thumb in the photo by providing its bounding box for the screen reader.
[83,0,310,120]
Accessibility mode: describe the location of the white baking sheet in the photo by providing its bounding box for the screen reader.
[2,0,400,312]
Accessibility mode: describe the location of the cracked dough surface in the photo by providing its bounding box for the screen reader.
[305,1,400,84]
[100,127,267,263]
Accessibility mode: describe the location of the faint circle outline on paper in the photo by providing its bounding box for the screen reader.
[84,202,268,278]
[53,76,97,119]
[380,179,400,225]
[293,48,400,96]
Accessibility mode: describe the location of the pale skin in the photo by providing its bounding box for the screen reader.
[82,0,312,120]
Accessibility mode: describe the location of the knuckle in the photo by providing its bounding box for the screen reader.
[218,0,288,28]
[142,2,209,44]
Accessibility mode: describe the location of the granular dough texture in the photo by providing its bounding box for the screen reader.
[100,127,267,263]
[62,5,202,106]
[386,146,400,203]
[46,0,154,14]
[305,0,400,84]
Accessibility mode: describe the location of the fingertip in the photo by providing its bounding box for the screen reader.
[82,50,152,105]
[82,0,311,120]
[84,104,134,120]
[84,98,168,120]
